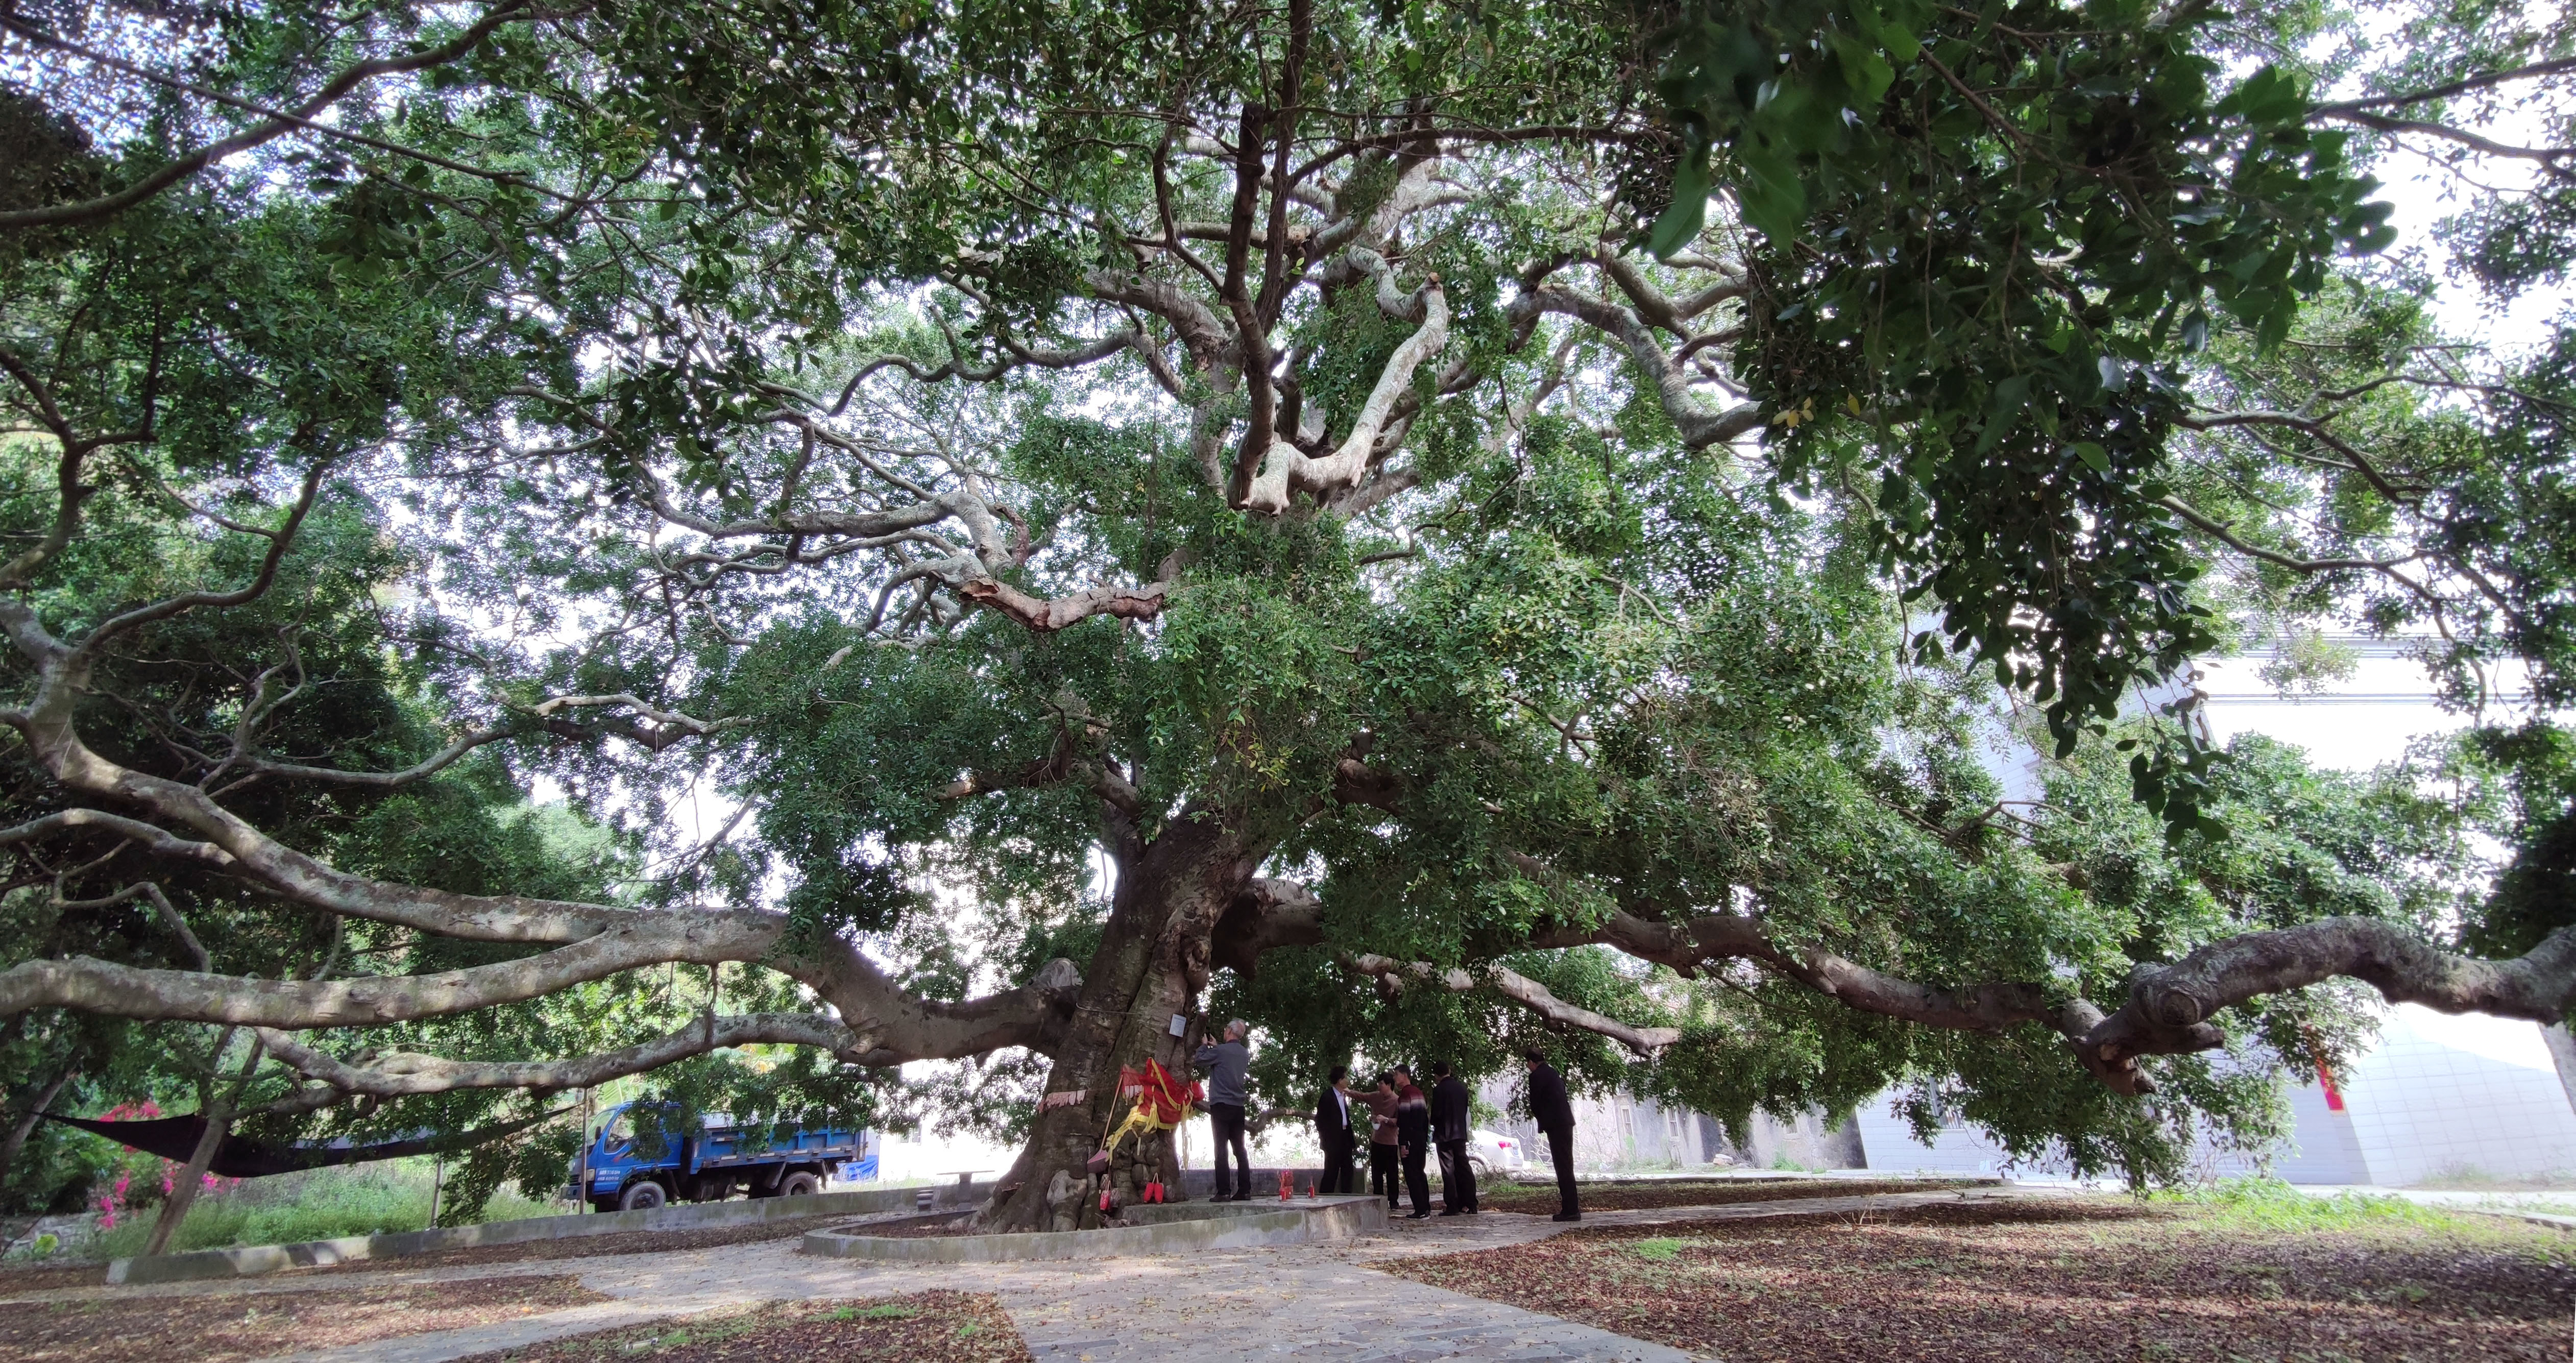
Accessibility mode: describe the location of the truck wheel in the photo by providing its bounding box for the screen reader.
[777,1171,821,1200]
[618,1180,666,1212]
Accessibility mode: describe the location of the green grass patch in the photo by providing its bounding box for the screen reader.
[83,1159,555,1259]
[1630,1237,1689,1261]
[2152,1177,2468,1235]
[2146,1176,2576,1266]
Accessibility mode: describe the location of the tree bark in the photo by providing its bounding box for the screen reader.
[0,1064,75,1200]
[981,812,1256,1231]
[140,1032,262,1257]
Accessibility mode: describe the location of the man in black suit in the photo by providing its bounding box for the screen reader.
[1429,1061,1476,1214]
[1313,1064,1358,1195]
[1523,1048,1579,1222]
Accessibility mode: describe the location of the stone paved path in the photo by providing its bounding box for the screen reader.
[11,1186,2043,1363]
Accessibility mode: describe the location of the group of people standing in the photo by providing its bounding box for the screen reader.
[1192,1021,1581,1223]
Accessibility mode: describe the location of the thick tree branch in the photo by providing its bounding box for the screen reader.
[0,808,236,874]
[1595,249,1744,338]
[956,576,1176,631]
[1223,107,1283,505]
[0,921,767,1027]
[256,1013,878,1094]
[255,961,1085,1097]
[4,919,1084,1077]
[1085,270,1233,367]
[1210,876,1326,977]
[2082,918,2576,1073]
[1342,953,1682,1055]
[1242,282,1449,515]
[1513,288,1762,449]
[935,705,1145,820]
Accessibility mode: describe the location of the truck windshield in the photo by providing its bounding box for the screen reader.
[599,1110,635,1159]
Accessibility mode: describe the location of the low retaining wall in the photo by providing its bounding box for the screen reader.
[107,1179,997,1286]
[801,1192,1387,1263]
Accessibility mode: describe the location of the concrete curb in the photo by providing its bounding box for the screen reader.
[801,1193,1389,1262]
[107,1180,995,1286]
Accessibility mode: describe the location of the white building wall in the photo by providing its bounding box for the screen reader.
[2262,1079,2370,1184]
[1851,1004,2576,1186]
[1850,1095,2036,1177]
[1477,1075,1874,1173]
[1476,1077,1722,1171]
[2335,1006,2576,1185]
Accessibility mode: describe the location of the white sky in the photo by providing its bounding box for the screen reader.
[2197,651,2502,771]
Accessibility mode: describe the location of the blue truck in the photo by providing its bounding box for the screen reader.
[569,1101,877,1212]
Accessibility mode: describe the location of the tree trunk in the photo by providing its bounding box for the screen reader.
[141,1033,262,1258]
[981,814,1255,1231]
[0,1064,76,1200]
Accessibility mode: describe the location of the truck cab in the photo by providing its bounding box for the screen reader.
[571,1102,876,1212]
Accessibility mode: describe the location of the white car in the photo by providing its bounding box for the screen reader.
[1466,1127,1526,1175]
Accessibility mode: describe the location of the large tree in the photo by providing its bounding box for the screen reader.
[2,0,2570,1227]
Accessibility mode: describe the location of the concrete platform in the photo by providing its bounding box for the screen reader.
[801,1193,1387,1262]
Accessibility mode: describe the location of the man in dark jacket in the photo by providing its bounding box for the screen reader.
[1392,1066,1431,1218]
[1429,1061,1476,1214]
[1523,1048,1579,1221]
[1313,1065,1358,1195]
[1192,1020,1253,1200]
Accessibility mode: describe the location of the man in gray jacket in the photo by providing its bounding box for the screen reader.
[1192,1020,1254,1201]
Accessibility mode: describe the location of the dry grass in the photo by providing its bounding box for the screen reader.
[1475,1176,1983,1215]
[0,1273,604,1363]
[1384,1192,2576,1361]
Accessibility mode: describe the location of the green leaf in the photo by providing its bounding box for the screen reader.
[1829,34,1895,106]
[1862,7,1921,65]
[1974,374,2032,454]
[1733,144,1807,243]
[1647,156,1711,260]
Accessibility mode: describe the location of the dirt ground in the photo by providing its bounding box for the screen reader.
[1383,1197,2576,1362]
[1475,1176,1982,1215]
[448,1291,1033,1363]
[0,1262,108,1295]
[0,1273,605,1363]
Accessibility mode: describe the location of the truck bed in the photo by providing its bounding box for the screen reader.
[687,1122,865,1173]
